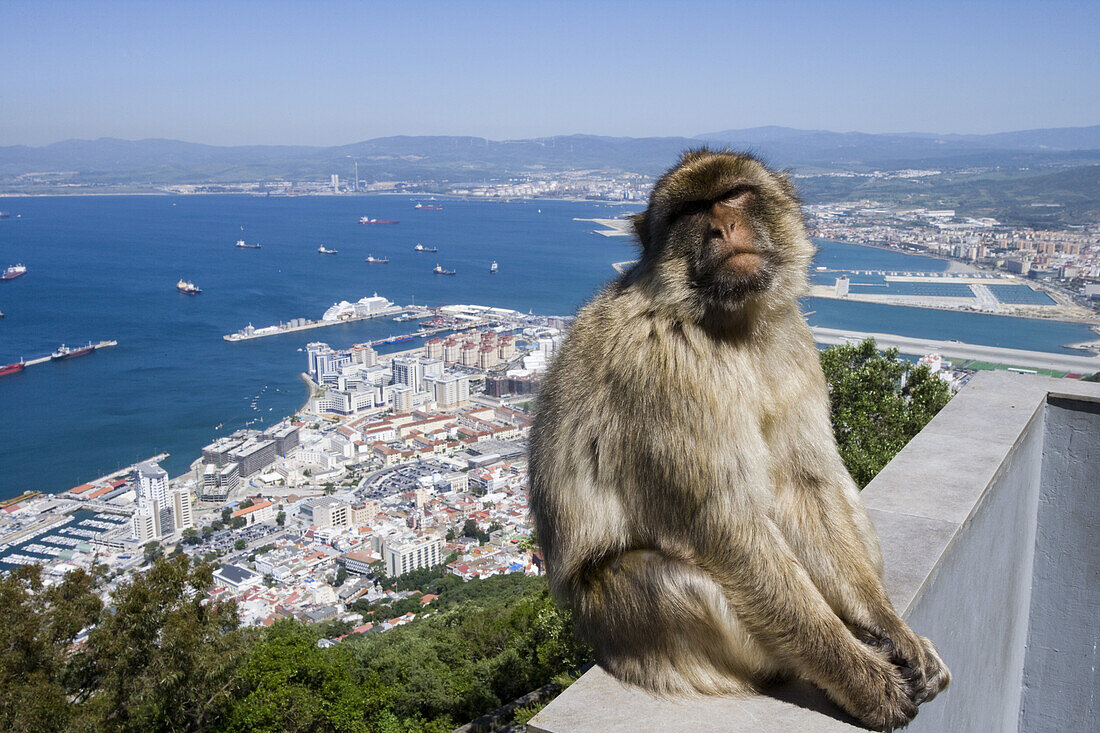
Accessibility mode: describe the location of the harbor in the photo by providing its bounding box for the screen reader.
[224,296,408,341]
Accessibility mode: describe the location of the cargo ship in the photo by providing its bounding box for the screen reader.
[414,243,438,253]
[359,216,399,225]
[2,264,27,280]
[318,245,338,255]
[433,264,456,276]
[236,239,261,248]
[0,361,25,377]
[177,278,202,295]
[414,203,443,211]
[51,343,96,361]
[365,254,389,264]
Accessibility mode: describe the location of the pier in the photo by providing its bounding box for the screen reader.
[18,340,118,367]
[223,307,407,342]
[811,327,1100,375]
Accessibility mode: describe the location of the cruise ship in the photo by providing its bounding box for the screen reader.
[2,264,27,280]
[177,278,202,295]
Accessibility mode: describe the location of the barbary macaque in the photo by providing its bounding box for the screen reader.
[529,149,950,731]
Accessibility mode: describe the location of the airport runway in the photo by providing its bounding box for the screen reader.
[811,327,1100,375]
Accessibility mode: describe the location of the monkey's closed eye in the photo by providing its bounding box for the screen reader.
[669,200,709,221]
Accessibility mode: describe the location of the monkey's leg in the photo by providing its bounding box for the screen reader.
[772,464,951,706]
[694,516,920,731]
[573,549,785,697]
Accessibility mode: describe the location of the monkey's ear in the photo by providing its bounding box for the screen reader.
[632,212,651,251]
[773,169,801,203]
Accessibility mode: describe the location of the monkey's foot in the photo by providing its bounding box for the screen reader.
[852,627,951,707]
[825,651,918,732]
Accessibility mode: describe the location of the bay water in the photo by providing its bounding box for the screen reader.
[1,195,1094,498]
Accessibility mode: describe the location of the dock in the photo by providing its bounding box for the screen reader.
[811,327,1100,375]
[223,307,407,342]
[19,340,118,367]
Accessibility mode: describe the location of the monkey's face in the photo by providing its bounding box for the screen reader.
[682,189,778,305]
[636,150,813,315]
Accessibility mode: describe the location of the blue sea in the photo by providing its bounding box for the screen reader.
[1,195,1095,499]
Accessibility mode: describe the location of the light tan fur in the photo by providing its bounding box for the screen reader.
[529,150,950,731]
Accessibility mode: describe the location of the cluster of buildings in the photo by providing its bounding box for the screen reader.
[446,170,652,201]
[0,304,572,637]
[805,203,1100,312]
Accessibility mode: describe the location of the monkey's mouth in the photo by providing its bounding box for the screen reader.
[720,249,766,274]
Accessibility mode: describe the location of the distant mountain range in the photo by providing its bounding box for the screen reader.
[2,125,1099,185]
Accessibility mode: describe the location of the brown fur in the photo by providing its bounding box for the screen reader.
[529,149,950,731]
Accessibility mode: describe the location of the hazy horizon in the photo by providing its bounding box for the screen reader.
[3,1,1098,147]
[1,122,1099,151]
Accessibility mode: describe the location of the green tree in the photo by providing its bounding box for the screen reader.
[235,538,247,551]
[0,564,103,732]
[71,555,246,732]
[1083,371,1100,383]
[819,339,951,488]
[335,565,348,587]
[230,516,247,530]
[181,528,201,545]
[202,525,214,539]
[222,508,233,524]
[239,498,254,509]
[142,541,163,565]
[276,511,286,527]
[461,520,489,545]
[221,621,389,733]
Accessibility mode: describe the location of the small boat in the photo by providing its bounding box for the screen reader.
[2,264,27,281]
[365,254,389,264]
[414,203,443,211]
[177,278,202,295]
[318,245,338,255]
[236,239,261,249]
[51,343,96,361]
[490,261,498,273]
[359,216,399,225]
[433,264,456,276]
[414,243,438,253]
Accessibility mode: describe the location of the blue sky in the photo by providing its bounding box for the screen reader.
[2,0,1097,146]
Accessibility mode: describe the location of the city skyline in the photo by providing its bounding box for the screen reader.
[3,0,1098,146]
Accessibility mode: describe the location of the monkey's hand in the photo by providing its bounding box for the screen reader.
[826,649,919,732]
[852,625,951,706]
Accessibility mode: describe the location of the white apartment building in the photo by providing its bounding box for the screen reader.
[170,487,194,532]
[392,356,423,391]
[426,373,471,409]
[309,497,352,529]
[383,533,444,578]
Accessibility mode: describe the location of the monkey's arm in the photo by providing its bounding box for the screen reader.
[692,508,918,730]
[768,366,950,706]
